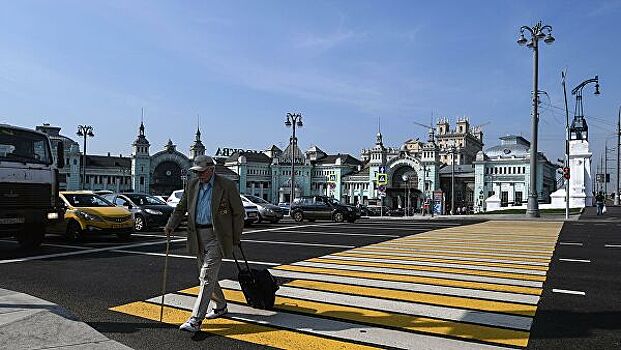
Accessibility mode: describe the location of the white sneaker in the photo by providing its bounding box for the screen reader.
[205,306,228,319]
[179,319,201,333]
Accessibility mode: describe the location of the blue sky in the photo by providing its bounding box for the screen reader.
[1,0,621,171]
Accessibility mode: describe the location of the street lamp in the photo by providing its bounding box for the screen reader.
[76,125,94,190]
[517,21,555,218]
[402,174,409,217]
[285,112,303,213]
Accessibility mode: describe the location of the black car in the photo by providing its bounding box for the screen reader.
[290,196,360,223]
[102,193,174,232]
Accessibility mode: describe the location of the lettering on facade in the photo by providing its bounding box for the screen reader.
[214,147,261,158]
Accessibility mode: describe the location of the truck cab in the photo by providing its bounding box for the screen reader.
[0,124,65,248]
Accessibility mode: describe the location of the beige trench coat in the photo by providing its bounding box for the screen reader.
[164,174,245,258]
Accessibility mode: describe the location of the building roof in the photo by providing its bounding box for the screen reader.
[226,151,272,164]
[314,154,363,166]
[216,165,239,179]
[485,135,530,158]
[83,155,131,168]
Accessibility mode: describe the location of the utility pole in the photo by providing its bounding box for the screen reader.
[605,143,609,197]
[561,70,570,219]
[616,106,621,206]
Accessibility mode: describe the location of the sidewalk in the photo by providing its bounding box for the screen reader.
[0,288,132,350]
[358,213,581,222]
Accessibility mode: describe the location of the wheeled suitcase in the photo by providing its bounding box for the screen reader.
[233,244,279,310]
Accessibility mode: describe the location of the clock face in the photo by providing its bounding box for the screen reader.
[165,170,172,176]
[503,148,511,155]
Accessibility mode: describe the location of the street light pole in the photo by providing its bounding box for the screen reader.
[76,125,94,190]
[617,106,620,206]
[285,113,303,213]
[517,21,555,218]
[561,70,570,219]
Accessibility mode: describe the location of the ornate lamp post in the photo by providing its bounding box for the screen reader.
[76,125,94,190]
[285,113,303,213]
[517,21,555,217]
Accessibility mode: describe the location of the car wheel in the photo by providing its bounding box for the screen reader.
[134,215,146,232]
[333,212,344,223]
[293,211,304,223]
[16,224,44,249]
[65,220,82,242]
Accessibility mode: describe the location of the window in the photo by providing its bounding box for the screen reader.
[140,176,144,185]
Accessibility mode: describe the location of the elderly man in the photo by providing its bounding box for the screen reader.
[164,155,244,333]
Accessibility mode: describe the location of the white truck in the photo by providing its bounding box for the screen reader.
[0,124,65,248]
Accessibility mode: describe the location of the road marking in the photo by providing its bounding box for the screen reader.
[552,289,586,296]
[268,269,540,304]
[276,265,543,295]
[323,254,547,275]
[254,230,400,238]
[0,238,187,264]
[605,244,621,248]
[112,249,280,266]
[292,261,544,287]
[343,250,550,266]
[377,242,554,255]
[265,278,537,318]
[244,223,338,234]
[359,246,553,260]
[241,239,355,249]
[111,301,379,350]
[150,292,530,348]
[559,242,583,246]
[559,258,591,263]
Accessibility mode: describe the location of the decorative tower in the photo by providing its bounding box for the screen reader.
[568,115,593,206]
[131,119,151,193]
[421,127,439,194]
[189,127,206,160]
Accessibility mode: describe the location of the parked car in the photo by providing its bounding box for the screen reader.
[154,195,168,203]
[102,193,174,232]
[242,199,260,226]
[366,205,391,216]
[93,190,114,196]
[241,194,285,223]
[278,202,291,212]
[166,189,184,207]
[290,196,360,223]
[47,191,134,240]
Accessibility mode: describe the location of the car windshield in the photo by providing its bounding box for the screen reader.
[0,127,52,165]
[63,194,114,207]
[246,195,270,204]
[126,194,166,205]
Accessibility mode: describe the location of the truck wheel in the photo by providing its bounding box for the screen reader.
[333,212,345,223]
[16,225,44,249]
[293,211,304,223]
[65,221,82,242]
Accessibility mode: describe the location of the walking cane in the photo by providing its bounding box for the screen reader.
[159,232,171,323]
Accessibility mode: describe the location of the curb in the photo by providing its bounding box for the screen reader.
[0,288,132,350]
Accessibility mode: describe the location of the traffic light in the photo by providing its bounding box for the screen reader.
[562,167,570,180]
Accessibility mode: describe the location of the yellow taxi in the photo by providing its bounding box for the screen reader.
[47,191,134,240]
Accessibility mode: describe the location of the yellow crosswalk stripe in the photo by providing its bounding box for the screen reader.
[282,279,537,317]
[275,264,543,295]
[110,301,379,350]
[333,252,549,271]
[308,257,547,282]
[180,287,531,348]
[350,248,551,263]
[372,243,554,256]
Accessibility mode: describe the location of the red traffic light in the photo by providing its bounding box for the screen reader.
[563,167,570,180]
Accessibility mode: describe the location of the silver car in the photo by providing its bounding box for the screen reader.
[241,194,285,224]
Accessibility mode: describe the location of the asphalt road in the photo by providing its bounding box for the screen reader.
[0,216,619,349]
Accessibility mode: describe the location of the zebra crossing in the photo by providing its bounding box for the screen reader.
[110,220,562,349]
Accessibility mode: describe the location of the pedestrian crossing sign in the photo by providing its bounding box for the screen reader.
[376,173,387,185]
[328,174,336,183]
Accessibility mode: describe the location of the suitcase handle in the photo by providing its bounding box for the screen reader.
[232,243,252,272]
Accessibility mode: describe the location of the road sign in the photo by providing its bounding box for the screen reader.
[378,185,386,192]
[328,174,336,183]
[379,165,386,173]
[377,173,387,185]
[379,192,386,198]
[329,182,336,189]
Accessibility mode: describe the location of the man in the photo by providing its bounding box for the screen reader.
[595,192,605,216]
[164,155,244,333]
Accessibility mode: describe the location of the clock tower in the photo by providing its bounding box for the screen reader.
[568,115,593,206]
